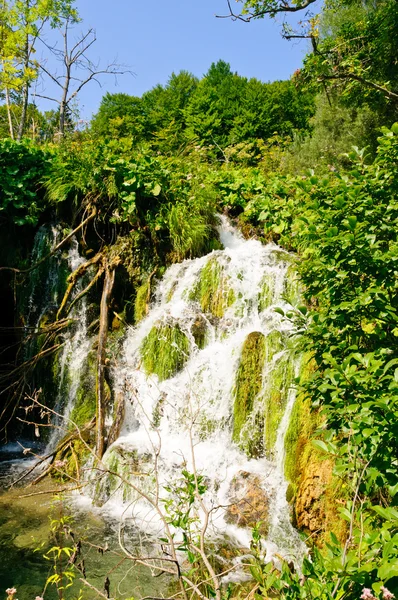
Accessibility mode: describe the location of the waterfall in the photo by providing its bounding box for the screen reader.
[24,224,64,359]
[21,226,91,454]
[46,237,91,452]
[87,216,306,565]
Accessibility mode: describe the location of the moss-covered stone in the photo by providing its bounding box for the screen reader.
[190,257,235,318]
[233,332,266,445]
[69,349,98,428]
[283,354,347,545]
[264,329,283,362]
[284,264,302,306]
[134,280,150,323]
[93,445,151,507]
[258,275,274,312]
[141,321,190,381]
[263,351,295,454]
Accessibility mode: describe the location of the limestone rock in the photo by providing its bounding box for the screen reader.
[225,471,270,535]
[294,456,333,535]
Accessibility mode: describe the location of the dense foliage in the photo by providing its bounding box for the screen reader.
[0,138,48,226]
[91,60,314,158]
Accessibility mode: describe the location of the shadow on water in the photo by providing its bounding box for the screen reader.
[0,457,168,600]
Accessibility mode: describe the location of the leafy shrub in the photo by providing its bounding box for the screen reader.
[0,139,49,226]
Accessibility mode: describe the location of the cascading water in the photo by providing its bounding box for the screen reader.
[88,216,306,566]
[46,237,91,452]
[24,224,64,358]
[1,227,91,477]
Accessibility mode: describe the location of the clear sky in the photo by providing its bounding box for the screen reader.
[35,0,311,120]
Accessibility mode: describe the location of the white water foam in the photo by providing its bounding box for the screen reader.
[81,216,306,567]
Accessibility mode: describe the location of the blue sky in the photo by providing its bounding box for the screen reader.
[35,0,311,120]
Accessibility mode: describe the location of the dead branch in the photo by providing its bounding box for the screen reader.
[65,265,105,316]
[56,252,103,319]
[96,264,116,460]
[17,484,84,498]
[319,73,398,102]
[79,578,115,600]
[39,18,133,134]
[10,388,97,487]
[216,0,317,22]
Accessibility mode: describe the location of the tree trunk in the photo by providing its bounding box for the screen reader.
[5,87,14,139]
[96,265,115,460]
[17,33,30,141]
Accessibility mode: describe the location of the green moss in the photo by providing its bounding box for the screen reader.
[69,350,97,427]
[284,264,302,306]
[258,275,274,311]
[282,354,347,544]
[233,332,266,445]
[166,281,178,303]
[94,446,150,506]
[264,329,283,362]
[52,436,91,482]
[190,257,235,318]
[284,353,316,489]
[263,351,295,454]
[152,395,165,428]
[134,280,150,323]
[141,321,190,381]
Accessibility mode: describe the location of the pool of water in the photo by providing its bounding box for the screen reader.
[0,457,167,600]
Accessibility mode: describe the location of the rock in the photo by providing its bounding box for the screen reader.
[294,456,334,535]
[225,471,270,535]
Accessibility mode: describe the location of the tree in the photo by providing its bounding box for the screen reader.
[302,0,398,111]
[220,0,398,113]
[141,70,198,152]
[90,92,145,139]
[38,18,131,135]
[217,0,317,21]
[185,60,247,150]
[0,0,78,139]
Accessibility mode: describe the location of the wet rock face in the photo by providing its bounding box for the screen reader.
[225,471,270,535]
[294,457,334,535]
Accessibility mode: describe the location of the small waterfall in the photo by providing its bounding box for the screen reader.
[46,238,91,451]
[88,216,306,564]
[21,225,91,452]
[24,225,64,359]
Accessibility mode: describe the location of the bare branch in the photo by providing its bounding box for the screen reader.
[38,63,64,88]
[216,0,317,21]
[319,73,398,102]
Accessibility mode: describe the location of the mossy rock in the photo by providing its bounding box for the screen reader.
[263,351,295,454]
[69,349,101,428]
[233,332,266,446]
[190,257,235,318]
[283,354,347,545]
[134,280,150,324]
[141,321,190,381]
[284,264,302,306]
[264,329,283,363]
[52,438,91,481]
[258,275,274,312]
[284,353,317,487]
[93,445,151,506]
